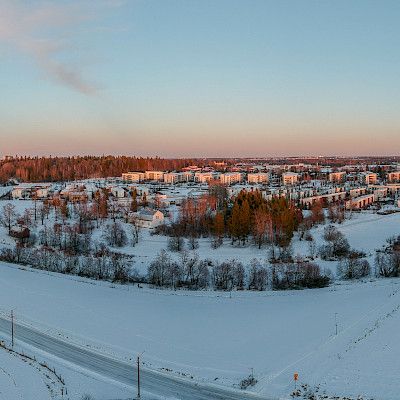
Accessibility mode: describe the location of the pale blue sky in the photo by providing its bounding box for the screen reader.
[0,0,399,157]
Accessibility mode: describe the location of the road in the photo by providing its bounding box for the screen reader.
[0,316,270,400]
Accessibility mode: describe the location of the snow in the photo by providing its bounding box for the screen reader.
[0,199,400,398]
[0,262,400,399]
[0,345,52,400]
[0,186,12,198]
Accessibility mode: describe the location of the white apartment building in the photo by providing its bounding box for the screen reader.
[346,194,375,210]
[122,172,145,183]
[282,172,299,185]
[220,172,242,185]
[163,173,181,184]
[194,172,218,184]
[329,171,346,183]
[145,171,165,181]
[359,172,378,185]
[247,172,269,184]
[163,172,194,184]
[300,191,347,207]
[387,171,400,182]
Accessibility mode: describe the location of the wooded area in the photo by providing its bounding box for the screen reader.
[0,156,204,183]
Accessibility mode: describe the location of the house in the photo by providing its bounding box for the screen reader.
[131,209,165,229]
[111,187,126,198]
[67,191,90,203]
[9,226,30,240]
[11,185,31,199]
[154,193,169,207]
[11,183,53,199]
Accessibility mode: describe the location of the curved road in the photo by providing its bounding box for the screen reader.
[0,317,270,400]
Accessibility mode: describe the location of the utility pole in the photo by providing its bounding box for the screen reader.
[11,310,14,348]
[335,312,338,336]
[137,355,140,399]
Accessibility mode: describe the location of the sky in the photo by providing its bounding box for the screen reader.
[0,0,399,158]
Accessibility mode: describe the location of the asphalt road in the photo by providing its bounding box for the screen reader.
[0,316,270,400]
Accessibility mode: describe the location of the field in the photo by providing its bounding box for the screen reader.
[0,202,400,399]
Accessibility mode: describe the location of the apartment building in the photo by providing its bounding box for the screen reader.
[145,171,165,181]
[220,172,242,185]
[346,194,375,210]
[387,171,400,183]
[282,172,299,185]
[328,171,346,183]
[247,172,269,184]
[163,172,194,184]
[194,172,218,183]
[122,172,145,183]
[359,172,378,185]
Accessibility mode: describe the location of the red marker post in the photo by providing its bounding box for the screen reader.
[293,372,299,390]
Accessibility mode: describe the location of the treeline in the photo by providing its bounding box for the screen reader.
[0,245,137,283]
[163,189,303,249]
[374,235,400,277]
[147,251,331,291]
[0,156,204,183]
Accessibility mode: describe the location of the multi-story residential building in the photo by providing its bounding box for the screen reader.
[162,171,193,184]
[122,172,145,183]
[163,173,181,184]
[346,194,375,210]
[359,172,378,185]
[329,171,346,183]
[220,172,242,185]
[387,171,400,183]
[247,172,269,184]
[145,171,164,181]
[300,191,347,207]
[282,172,299,185]
[194,172,218,183]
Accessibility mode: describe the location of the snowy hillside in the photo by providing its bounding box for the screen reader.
[0,261,400,399]
[0,199,400,399]
[0,345,53,400]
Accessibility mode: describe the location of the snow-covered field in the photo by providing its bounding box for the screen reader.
[0,199,400,399]
[125,209,400,276]
[2,199,400,277]
[0,261,400,399]
[0,347,51,400]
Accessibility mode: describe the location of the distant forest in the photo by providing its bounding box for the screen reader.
[1,155,399,183]
[0,156,205,183]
